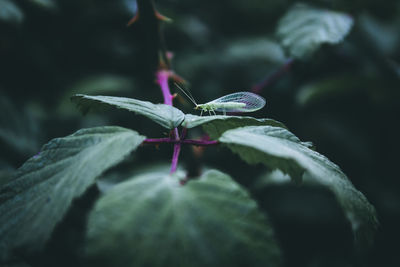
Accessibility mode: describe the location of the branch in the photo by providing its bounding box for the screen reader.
[157,70,174,105]
[131,0,190,173]
[143,138,219,146]
[170,128,181,173]
[252,58,294,94]
[155,69,182,173]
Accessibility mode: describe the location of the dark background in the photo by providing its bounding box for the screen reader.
[1,0,399,266]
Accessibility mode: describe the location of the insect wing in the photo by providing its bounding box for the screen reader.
[211,92,266,112]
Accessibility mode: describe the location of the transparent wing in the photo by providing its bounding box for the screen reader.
[210,92,266,112]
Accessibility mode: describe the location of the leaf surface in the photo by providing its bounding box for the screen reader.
[0,126,145,260]
[86,169,282,267]
[183,114,286,139]
[219,126,378,248]
[277,3,353,58]
[72,94,185,129]
[296,74,381,106]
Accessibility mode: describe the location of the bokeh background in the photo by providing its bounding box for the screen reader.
[1,0,399,266]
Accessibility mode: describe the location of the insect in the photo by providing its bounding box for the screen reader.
[175,83,266,116]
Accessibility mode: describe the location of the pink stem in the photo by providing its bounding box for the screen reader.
[252,58,294,94]
[170,144,181,173]
[143,138,219,146]
[180,127,188,139]
[157,69,174,105]
[170,128,181,173]
[156,69,182,173]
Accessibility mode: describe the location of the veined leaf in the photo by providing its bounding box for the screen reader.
[220,126,306,182]
[0,126,145,260]
[71,94,185,129]
[277,3,354,58]
[219,126,378,248]
[86,169,282,267]
[183,114,286,139]
[96,163,174,194]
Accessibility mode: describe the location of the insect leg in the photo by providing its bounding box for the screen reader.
[223,110,226,116]
[200,110,203,116]
[212,109,217,116]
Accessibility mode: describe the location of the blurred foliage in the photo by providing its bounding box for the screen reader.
[0,0,399,266]
[0,0,23,25]
[86,168,281,267]
[0,127,144,259]
[277,3,354,59]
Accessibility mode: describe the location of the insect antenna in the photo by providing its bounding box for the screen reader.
[174,82,198,106]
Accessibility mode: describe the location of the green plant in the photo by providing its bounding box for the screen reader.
[0,1,379,267]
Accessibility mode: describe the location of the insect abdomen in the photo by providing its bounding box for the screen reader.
[208,102,246,110]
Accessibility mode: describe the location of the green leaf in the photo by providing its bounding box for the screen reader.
[0,126,145,260]
[219,126,378,248]
[252,170,292,189]
[86,169,282,267]
[225,38,286,64]
[96,163,171,193]
[296,74,377,106]
[183,114,286,139]
[220,126,306,182]
[72,94,185,129]
[277,3,353,59]
[0,0,23,24]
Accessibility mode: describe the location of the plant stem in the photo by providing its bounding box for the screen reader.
[170,128,181,173]
[137,0,188,174]
[144,138,219,146]
[156,68,182,173]
[252,58,294,94]
[157,70,174,105]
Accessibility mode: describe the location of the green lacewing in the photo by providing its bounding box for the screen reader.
[175,83,266,116]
